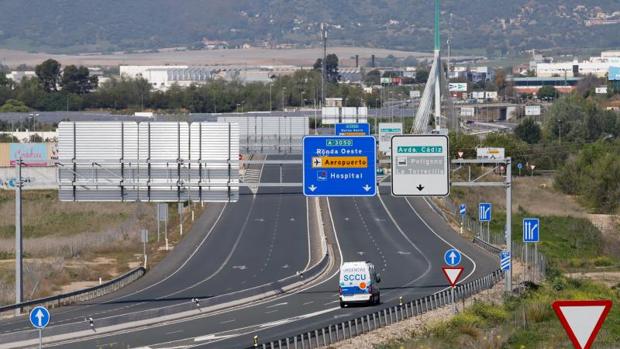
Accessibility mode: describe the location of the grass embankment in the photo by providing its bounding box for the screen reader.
[379,179,620,348]
[0,190,200,305]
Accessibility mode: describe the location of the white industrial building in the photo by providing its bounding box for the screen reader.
[536,51,620,78]
[120,65,299,91]
[6,71,36,83]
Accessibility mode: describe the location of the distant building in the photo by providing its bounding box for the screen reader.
[508,76,582,95]
[609,66,620,92]
[201,38,229,50]
[536,51,620,78]
[119,65,298,91]
[339,68,362,84]
[6,71,36,83]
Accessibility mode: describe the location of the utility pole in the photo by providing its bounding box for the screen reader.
[506,158,513,293]
[321,23,327,107]
[15,158,23,315]
[434,0,442,131]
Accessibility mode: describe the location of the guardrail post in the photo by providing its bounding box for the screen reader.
[416,299,420,314]
[315,329,320,347]
[335,323,339,341]
[373,312,378,328]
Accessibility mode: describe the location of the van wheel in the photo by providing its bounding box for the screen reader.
[375,294,381,305]
[340,301,345,308]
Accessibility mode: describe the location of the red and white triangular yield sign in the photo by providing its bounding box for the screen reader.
[552,300,613,349]
[441,266,464,287]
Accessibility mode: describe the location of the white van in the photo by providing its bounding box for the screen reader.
[338,261,381,307]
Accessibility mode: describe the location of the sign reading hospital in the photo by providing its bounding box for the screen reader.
[9,143,48,167]
[303,136,376,197]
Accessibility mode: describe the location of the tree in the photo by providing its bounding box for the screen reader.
[537,85,557,100]
[514,117,542,144]
[416,70,429,83]
[35,59,62,92]
[364,69,381,85]
[61,65,98,94]
[313,54,340,83]
[575,74,603,98]
[0,99,29,112]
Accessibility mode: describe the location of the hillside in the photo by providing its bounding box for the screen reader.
[0,0,619,54]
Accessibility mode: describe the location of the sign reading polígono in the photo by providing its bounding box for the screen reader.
[391,135,449,197]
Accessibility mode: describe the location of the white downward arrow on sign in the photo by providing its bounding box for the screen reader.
[308,185,317,192]
[363,185,372,192]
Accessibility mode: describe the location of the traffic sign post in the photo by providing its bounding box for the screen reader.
[391,135,450,197]
[303,136,376,197]
[442,266,464,314]
[552,300,612,349]
[500,251,511,271]
[29,306,50,349]
[443,248,462,266]
[335,123,370,136]
[517,162,523,176]
[523,218,540,282]
[478,203,492,242]
[459,204,466,234]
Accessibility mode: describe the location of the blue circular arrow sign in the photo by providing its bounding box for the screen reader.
[29,306,50,329]
[443,248,462,266]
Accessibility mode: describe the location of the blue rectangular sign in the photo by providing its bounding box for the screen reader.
[303,136,376,197]
[479,203,492,222]
[523,218,540,243]
[335,123,370,136]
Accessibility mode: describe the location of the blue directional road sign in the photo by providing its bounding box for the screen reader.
[523,218,540,243]
[479,203,492,222]
[517,163,524,170]
[335,123,370,136]
[500,251,511,271]
[443,248,462,266]
[459,204,467,216]
[29,306,50,329]
[303,136,376,197]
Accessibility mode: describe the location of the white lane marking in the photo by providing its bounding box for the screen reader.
[302,301,314,306]
[165,330,184,335]
[219,319,235,324]
[323,300,340,305]
[194,334,236,342]
[377,192,433,289]
[282,264,289,269]
[406,197,478,284]
[265,309,278,314]
[397,251,411,255]
[232,265,247,270]
[265,302,288,309]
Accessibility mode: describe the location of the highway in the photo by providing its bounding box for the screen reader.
[30,158,498,349]
[0,155,312,341]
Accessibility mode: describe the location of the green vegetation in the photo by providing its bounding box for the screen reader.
[0,99,29,112]
[381,278,620,349]
[514,118,541,144]
[1,58,381,113]
[555,141,620,213]
[0,1,618,54]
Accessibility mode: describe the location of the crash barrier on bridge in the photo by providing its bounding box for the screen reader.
[473,236,502,254]
[248,270,504,349]
[0,252,330,345]
[0,267,146,317]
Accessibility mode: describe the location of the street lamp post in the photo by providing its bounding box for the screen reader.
[282,87,287,111]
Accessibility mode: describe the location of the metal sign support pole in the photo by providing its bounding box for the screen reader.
[15,158,23,315]
[156,205,160,243]
[38,329,42,349]
[525,243,529,282]
[452,287,456,314]
[506,158,512,293]
[534,242,539,283]
[165,214,169,251]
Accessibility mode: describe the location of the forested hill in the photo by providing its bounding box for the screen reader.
[0,0,619,54]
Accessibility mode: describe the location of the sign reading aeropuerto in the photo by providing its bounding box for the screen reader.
[57,121,240,203]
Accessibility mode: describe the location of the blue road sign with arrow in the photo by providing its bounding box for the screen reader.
[29,306,50,329]
[459,204,466,216]
[443,248,462,266]
[303,136,376,197]
[479,203,492,222]
[523,218,540,243]
[500,251,511,271]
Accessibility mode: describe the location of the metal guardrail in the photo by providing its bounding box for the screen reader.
[473,237,502,254]
[0,267,146,316]
[0,253,331,345]
[248,270,504,349]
